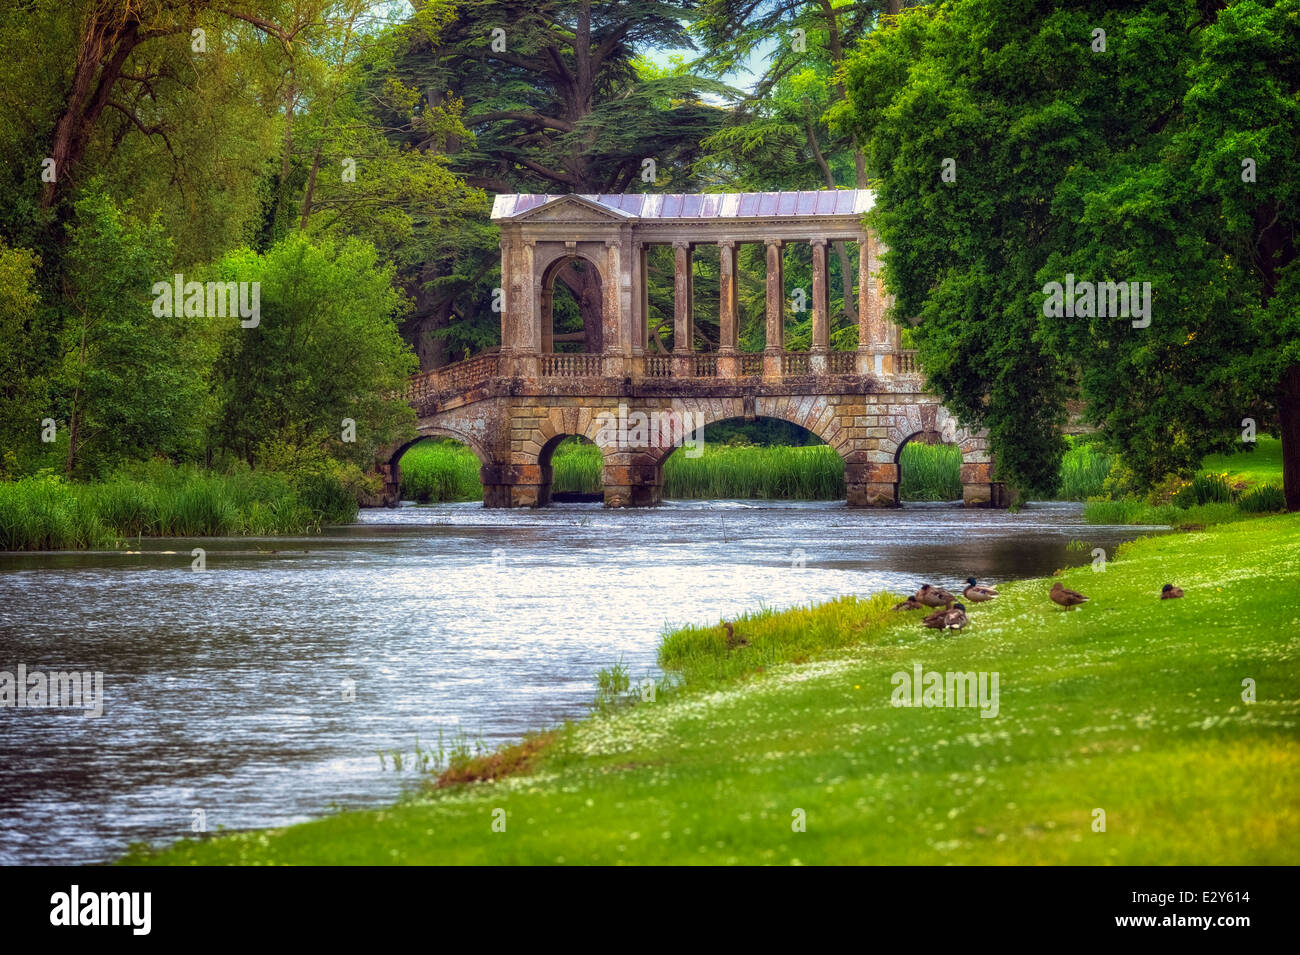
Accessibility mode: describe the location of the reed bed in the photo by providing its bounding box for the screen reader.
[897,441,961,500]
[0,465,349,551]
[1057,440,1112,500]
[664,445,844,499]
[398,440,482,503]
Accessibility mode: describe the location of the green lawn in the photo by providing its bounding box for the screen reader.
[1201,435,1284,487]
[126,513,1300,865]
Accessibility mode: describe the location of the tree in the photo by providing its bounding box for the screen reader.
[844,0,1298,504]
[59,190,212,475]
[210,232,418,470]
[381,0,735,359]
[0,241,46,475]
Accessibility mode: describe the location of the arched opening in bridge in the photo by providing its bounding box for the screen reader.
[896,430,963,503]
[657,418,844,501]
[539,434,602,504]
[541,256,603,354]
[394,436,484,504]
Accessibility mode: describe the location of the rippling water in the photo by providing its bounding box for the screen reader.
[0,499,1161,864]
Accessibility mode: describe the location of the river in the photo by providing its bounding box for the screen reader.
[0,499,1160,864]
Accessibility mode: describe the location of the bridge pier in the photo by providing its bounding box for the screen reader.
[481,463,549,508]
[846,461,899,507]
[603,453,663,508]
[960,462,1010,507]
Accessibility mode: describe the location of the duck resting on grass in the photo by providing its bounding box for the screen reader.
[917,584,957,608]
[963,577,999,602]
[892,595,925,611]
[923,602,968,631]
[1160,583,1184,599]
[1050,581,1089,610]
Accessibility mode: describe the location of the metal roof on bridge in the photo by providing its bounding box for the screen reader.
[491,189,873,221]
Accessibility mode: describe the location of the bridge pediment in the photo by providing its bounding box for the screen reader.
[495,194,635,225]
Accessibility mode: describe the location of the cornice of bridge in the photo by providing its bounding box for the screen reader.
[491,190,874,226]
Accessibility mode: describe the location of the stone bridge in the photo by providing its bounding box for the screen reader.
[378,190,1006,509]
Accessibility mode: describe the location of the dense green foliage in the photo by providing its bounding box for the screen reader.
[126,513,1300,864]
[843,0,1299,504]
[0,1,435,514]
[3,0,1296,533]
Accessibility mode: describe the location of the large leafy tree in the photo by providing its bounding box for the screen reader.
[845,0,1299,504]
[210,233,418,469]
[59,191,213,476]
[380,0,735,360]
[0,241,47,476]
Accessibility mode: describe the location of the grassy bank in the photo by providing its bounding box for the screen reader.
[0,464,357,551]
[399,437,1111,503]
[1083,436,1286,526]
[126,512,1300,865]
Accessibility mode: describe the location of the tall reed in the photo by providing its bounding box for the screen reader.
[0,466,337,551]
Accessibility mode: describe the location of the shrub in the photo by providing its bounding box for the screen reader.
[1238,484,1286,513]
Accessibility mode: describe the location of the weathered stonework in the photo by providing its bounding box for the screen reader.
[381,372,1001,509]
[377,190,1005,509]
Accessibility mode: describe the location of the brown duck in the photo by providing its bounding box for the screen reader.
[723,621,749,649]
[892,595,925,611]
[1050,582,1089,609]
[1160,584,1184,599]
[917,584,957,609]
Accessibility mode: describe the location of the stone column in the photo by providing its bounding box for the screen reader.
[717,240,740,378]
[602,239,625,377]
[763,238,784,379]
[540,286,554,354]
[499,236,514,357]
[672,240,694,376]
[856,232,875,376]
[629,243,649,379]
[810,238,829,375]
[515,238,539,378]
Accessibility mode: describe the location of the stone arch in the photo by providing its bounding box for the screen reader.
[876,401,999,506]
[612,395,851,506]
[390,424,492,469]
[535,246,607,354]
[373,426,495,509]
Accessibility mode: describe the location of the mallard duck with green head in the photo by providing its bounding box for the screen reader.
[963,577,999,602]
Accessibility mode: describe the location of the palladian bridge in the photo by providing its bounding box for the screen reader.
[380,190,1006,509]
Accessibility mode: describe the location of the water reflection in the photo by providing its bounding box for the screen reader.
[0,499,1162,864]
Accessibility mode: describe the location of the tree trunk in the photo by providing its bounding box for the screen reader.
[1281,363,1300,511]
[554,261,603,352]
[43,14,144,208]
[403,262,452,370]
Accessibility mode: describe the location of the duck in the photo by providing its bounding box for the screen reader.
[921,606,948,629]
[917,583,957,608]
[723,621,749,649]
[892,595,925,611]
[963,577,999,602]
[1050,581,1089,610]
[1160,583,1184,600]
[923,602,968,631]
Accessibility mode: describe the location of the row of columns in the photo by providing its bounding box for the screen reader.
[668,236,899,377]
[499,230,901,378]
